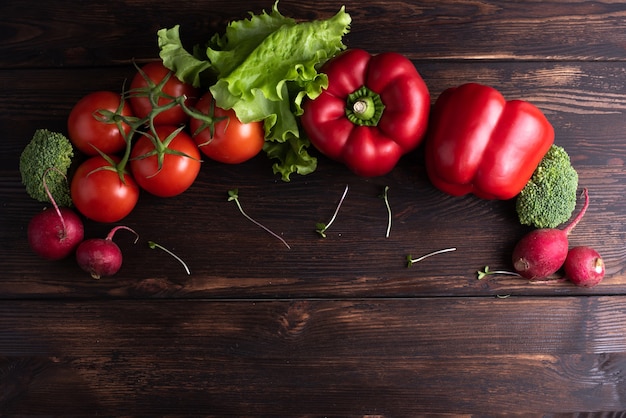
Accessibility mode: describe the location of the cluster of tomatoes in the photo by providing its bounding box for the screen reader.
[66,61,265,223]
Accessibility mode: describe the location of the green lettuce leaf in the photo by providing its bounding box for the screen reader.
[263,134,318,180]
[157,2,351,181]
[206,4,296,78]
[158,25,215,88]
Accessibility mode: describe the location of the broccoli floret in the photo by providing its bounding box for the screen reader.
[19,129,75,207]
[516,144,579,228]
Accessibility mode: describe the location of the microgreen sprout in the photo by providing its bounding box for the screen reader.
[228,189,291,249]
[316,184,349,238]
[477,266,568,285]
[406,247,457,267]
[477,266,521,280]
[380,185,391,238]
[148,240,191,275]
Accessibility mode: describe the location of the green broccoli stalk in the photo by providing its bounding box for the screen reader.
[516,144,579,228]
[19,129,75,207]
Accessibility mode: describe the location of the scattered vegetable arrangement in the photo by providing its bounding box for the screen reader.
[18,2,606,287]
[158,1,351,181]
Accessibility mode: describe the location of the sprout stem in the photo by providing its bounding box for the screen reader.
[316,184,349,238]
[477,266,521,280]
[407,247,457,267]
[382,186,391,238]
[148,241,191,275]
[228,189,291,249]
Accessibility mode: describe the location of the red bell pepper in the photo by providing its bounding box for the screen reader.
[425,83,554,200]
[301,49,430,177]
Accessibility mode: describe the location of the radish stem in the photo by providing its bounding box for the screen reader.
[107,225,139,243]
[42,167,68,237]
[563,188,589,235]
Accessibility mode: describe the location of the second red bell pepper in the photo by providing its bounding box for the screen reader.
[425,83,555,200]
[301,49,430,177]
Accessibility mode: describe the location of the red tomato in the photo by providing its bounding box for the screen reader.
[130,125,201,197]
[190,92,265,164]
[71,155,140,223]
[129,61,200,126]
[67,91,133,155]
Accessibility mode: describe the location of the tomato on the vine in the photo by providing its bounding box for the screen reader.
[130,125,201,197]
[190,92,265,164]
[71,155,140,223]
[67,91,133,156]
[129,61,200,126]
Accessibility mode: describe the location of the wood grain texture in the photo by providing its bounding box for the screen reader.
[2,0,626,414]
[2,298,626,415]
[3,0,626,68]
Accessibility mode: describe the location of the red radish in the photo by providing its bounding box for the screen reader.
[28,207,84,260]
[512,188,589,280]
[27,168,84,260]
[76,225,138,279]
[564,246,605,287]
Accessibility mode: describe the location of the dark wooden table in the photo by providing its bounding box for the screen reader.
[2,0,626,415]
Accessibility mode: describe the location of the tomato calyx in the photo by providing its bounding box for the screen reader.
[86,64,205,180]
[123,63,225,173]
[92,87,141,134]
[86,88,142,184]
[189,91,265,165]
[345,86,385,126]
[87,146,134,185]
[131,126,201,178]
[187,97,228,144]
[78,63,231,199]
[126,64,181,124]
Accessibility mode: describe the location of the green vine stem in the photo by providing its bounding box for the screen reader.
[345,86,385,126]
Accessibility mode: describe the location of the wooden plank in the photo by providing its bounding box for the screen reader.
[2,0,626,414]
[2,164,625,299]
[2,0,626,69]
[5,60,626,169]
[1,62,625,298]
[2,297,626,414]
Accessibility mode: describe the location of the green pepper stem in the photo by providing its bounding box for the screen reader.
[345,86,385,126]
